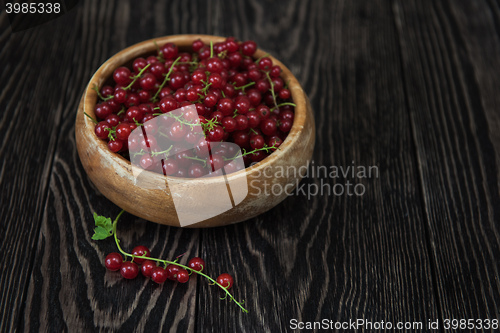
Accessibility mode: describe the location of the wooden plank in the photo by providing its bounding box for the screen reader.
[394,0,500,325]
[0,10,68,333]
[20,0,210,331]
[197,0,439,331]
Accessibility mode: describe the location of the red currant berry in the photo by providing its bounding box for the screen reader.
[191,69,207,84]
[279,119,293,132]
[247,89,262,106]
[120,262,139,279]
[161,42,179,59]
[208,73,223,89]
[270,65,282,77]
[169,122,188,141]
[95,121,111,140]
[250,135,265,149]
[278,88,291,100]
[151,267,168,284]
[235,114,249,131]
[260,118,277,136]
[105,253,123,271]
[162,159,179,176]
[204,92,219,108]
[192,39,204,52]
[176,269,190,283]
[256,104,271,118]
[279,109,294,122]
[132,57,148,73]
[105,114,120,127]
[108,139,123,153]
[247,111,261,128]
[114,88,127,103]
[188,257,205,272]
[113,67,132,86]
[131,245,150,264]
[94,102,112,120]
[271,77,284,92]
[207,125,224,142]
[250,150,268,162]
[256,79,271,93]
[139,73,157,91]
[125,93,140,108]
[258,57,273,71]
[267,136,283,151]
[232,130,250,148]
[241,41,257,56]
[216,273,234,289]
[188,163,206,178]
[206,57,224,73]
[221,116,237,132]
[140,154,154,169]
[217,98,235,116]
[166,264,181,280]
[169,72,186,90]
[223,83,236,98]
[235,96,251,114]
[159,96,179,113]
[141,260,157,277]
[115,123,132,141]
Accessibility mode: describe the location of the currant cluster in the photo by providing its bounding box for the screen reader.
[105,246,233,289]
[90,37,295,176]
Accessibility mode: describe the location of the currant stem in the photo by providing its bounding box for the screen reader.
[84,112,98,124]
[224,144,279,161]
[151,57,182,102]
[265,71,279,110]
[92,85,114,101]
[110,209,248,313]
[234,81,255,91]
[124,63,151,90]
[184,155,207,167]
[270,102,296,112]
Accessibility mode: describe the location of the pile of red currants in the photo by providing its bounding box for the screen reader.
[89,37,295,177]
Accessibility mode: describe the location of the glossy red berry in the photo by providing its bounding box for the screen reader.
[241,40,257,56]
[105,253,123,271]
[115,123,132,141]
[216,273,234,289]
[166,264,181,280]
[161,42,179,59]
[95,121,111,140]
[187,257,205,272]
[141,260,157,277]
[120,262,139,279]
[151,267,168,284]
[131,245,150,264]
[108,139,123,153]
[176,269,190,283]
[113,66,132,86]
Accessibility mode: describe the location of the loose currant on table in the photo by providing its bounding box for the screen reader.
[92,210,248,313]
[87,37,296,175]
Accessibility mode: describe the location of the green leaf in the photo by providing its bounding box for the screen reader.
[92,226,112,240]
[92,213,114,241]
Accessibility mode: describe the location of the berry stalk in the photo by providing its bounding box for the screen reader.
[96,210,248,313]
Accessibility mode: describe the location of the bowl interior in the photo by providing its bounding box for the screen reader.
[82,35,308,182]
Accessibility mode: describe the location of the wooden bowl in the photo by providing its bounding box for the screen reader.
[75,34,315,227]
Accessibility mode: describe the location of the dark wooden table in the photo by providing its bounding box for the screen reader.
[2,0,500,332]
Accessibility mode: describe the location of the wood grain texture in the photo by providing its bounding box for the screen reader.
[394,0,500,325]
[0,0,499,332]
[19,0,209,331]
[198,0,439,331]
[0,9,70,333]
